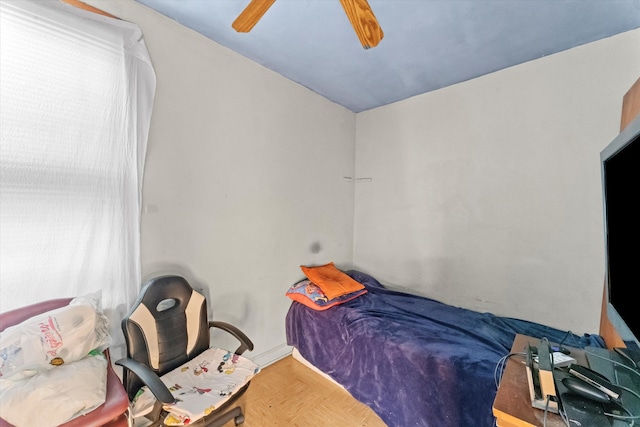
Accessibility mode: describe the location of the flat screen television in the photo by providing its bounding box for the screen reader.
[600,113,640,350]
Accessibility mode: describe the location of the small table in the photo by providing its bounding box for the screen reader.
[492,334,588,427]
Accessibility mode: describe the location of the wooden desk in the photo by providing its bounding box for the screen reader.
[492,334,588,427]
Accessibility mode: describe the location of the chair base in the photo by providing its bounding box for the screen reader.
[137,382,250,427]
[191,406,243,427]
[135,406,243,427]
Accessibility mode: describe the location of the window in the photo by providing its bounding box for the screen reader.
[0,0,155,356]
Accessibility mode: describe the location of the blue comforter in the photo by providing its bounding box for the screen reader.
[285,270,605,427]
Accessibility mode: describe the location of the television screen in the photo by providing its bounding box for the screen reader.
[601,115,640,350]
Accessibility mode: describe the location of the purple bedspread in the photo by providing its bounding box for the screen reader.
[285,270,605,427]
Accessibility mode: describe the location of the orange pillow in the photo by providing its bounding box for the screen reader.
[300,262,365,300]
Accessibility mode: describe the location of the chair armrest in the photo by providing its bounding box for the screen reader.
[115,358,175,404]
[209,321,254,355]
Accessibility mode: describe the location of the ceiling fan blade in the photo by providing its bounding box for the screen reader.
[232,0,276,33]
[339,0,384,49]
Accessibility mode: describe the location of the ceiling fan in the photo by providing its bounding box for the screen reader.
[232,0,384,49]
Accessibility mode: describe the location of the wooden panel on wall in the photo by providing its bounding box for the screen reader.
[621,77,640,131]
[60,0,115,18]
[599,76,640,348]
[599,285,626,348]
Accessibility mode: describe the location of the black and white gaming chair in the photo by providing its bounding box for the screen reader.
[116,275,254,427]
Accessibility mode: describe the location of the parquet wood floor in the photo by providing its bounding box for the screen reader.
[225,355,387,427]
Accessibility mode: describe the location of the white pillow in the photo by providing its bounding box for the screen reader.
[0,352,107,427]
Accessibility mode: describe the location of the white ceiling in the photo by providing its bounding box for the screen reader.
[134,0,640,113]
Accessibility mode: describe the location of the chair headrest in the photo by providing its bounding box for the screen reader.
[135,275,200,317]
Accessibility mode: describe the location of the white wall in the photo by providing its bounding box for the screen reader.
[85,0,356,366]
[354,29,640,336]
[83,0,640,354]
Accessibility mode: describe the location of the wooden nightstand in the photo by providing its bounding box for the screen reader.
[492,334,588,427]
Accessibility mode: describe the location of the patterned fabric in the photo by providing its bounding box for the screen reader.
[132,348,259,426]
[285,279,368,310]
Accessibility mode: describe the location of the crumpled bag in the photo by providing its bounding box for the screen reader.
[0,292,110,380]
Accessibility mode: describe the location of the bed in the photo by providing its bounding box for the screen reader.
[285,269,605,427]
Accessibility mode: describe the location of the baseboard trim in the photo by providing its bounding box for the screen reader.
[252,343,292,368]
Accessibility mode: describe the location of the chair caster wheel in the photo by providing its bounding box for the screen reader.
[234,414,245,425]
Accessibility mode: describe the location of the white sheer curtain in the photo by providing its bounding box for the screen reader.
[0,0,155,356]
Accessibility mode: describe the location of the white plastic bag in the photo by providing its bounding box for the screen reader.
[0,351,108,427]
[0,292,110,380]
